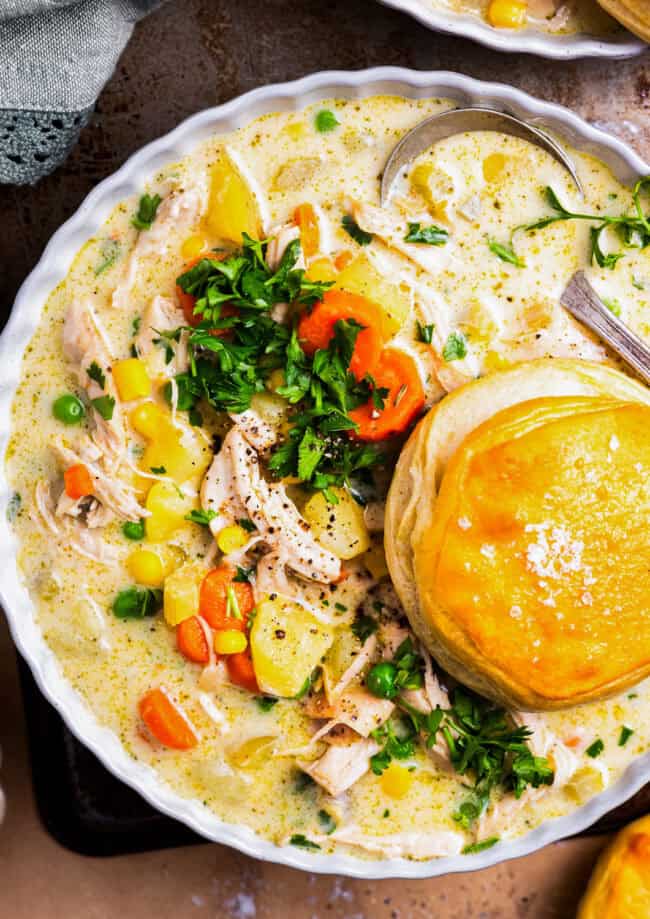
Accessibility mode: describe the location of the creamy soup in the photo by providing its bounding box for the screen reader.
[414,0,620,37]
[6,95,650,861]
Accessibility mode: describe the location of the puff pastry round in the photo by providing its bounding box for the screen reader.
[577,813,650,918]
[385,359,650,710]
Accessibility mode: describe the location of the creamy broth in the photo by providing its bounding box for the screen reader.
[6,95,650,860]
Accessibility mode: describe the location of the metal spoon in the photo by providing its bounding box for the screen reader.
[561,271,650,386]
[380,107,582,206]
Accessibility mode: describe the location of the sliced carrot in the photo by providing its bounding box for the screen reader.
[177,616,210,664]
[199,565,255,631]
[293,203,320,259]
[348,348,425,442]
[334,250,354,271]
[139,688,198,750]
[64,463,93,500]
[563,736,581,748]
[297,290,385,380]
[226,649,259,694]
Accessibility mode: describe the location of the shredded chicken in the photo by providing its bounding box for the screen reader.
[305,684,394,738]
[135,295,188,378]
[112,183,207,310]
[62,299,127,463]
[266,222,305,272]
[300,737,380,797]
[201,427,340,584]
[411,280,480,392]
[324,634,379,703]
[229,408,279,453]
[363,500,385,533]
[312,825,464,859]
[52,438,146,522]
[351,201,451,275]
[33,481,117,565]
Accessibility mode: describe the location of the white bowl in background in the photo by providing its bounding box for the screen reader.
[1,68,649,879]
[378,0,645,58]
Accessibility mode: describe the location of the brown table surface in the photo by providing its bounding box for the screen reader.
[0,2,648,916]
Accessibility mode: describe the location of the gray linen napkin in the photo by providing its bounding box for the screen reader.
[0,0,163,185]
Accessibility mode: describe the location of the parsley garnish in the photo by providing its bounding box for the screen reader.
[112,587,162,619]
[586,739,604,758]
[289,834,321,850]
[442,332,467,362]
[489,240,525,268]
[618,726,634,746]
[91,395,115,421]
[351,614,379,643]
[87,361,106,389]
[95,238,120,276]
[462,837,500,855]
[404,222,448,245]
[416,322,434,344]
[315,109,339,133]
[516,180,650,269]
[603,297,622,317]
[6,491,21,522]
[131,193,162,231]
[237,517,256,533]
[256,696,278,712]
[185,509,217,526]
[233,565,254,583]
[150,465,166,475]
[342,214,373,246]
[317,810,337,834]
[131,315,141,336]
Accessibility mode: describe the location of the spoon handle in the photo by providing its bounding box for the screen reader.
[561,271,650,387]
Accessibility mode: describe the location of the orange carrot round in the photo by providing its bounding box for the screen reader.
[297,290,385,380]
[177,616,210,664]
[348,348,425,442]
[199,565,255,631]
[226,650,259,694]
[64,463,93,500]
[334,250,354,271]
[139,688,198,750]
[293,203,320,259]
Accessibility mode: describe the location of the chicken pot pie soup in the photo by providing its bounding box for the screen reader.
[7,95,650,860]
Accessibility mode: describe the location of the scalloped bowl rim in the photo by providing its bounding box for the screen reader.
[1,68,649,879]
[377,0,646,59]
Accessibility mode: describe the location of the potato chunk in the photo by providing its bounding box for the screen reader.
[205,149,262,243]
[302,487,370,560]
[250,597,335,698]
[335,254,410,335]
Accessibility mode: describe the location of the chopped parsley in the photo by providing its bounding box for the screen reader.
[185,509,217,526]
[586,738,604,758]
[442,331,467,362]
[351,613,378,643]
[341,214,373,246]
[131,193,162,231]
[488,239,525,268]
[150,465,166,474]
[112,587,162,619]
[256,696,278,712]
[289,834,320,850]
[516,180,650,269]
[237,517,257,533]
[6,491,21,522]
[416,322,434,344]
[131,315,142,336]
[315,109,339,133]
[462,837,500,855]
[95,238,121,276]
[603,297,622,317]
[90,395,115,421]
[233,565,254,583]
[404,222,448,245]
[317,810,337,834]
[618,726,634,747]
[87,361,106,389]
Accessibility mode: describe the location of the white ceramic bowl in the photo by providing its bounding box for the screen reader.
[378,0,645,58]
[1,68,649,879]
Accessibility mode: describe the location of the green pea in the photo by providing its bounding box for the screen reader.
[52,394,85,425]
[366,662,398,699]
[122,519,145,541]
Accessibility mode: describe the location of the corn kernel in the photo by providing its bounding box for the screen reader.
[216,524,249,555]
[483,152,507,183]
[126,549,165,587]
[487,0,527,28]
[380,763,414,799]
[181,234,207,261]
[484,349,511,372]
[214,629,248,655]
[112,358,151,402]
[130,401,167,438]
